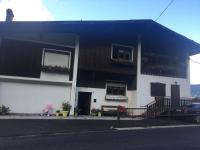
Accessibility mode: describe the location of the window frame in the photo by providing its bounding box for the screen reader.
[42,48,71,69]
[150,82,166,97]
[111,44,134,62]
[106,81,127,96]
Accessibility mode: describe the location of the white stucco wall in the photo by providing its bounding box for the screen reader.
[0,79,72,114]
[137,74,190,107]
[0,35,79,114]
[136,38,191,107]
[76,87,137,112]
[40,72,69,82]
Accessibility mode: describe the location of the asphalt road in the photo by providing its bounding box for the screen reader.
[0,119,189,137]
[0,126,200,150]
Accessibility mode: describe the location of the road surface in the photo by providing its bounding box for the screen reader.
[0,126,200,150]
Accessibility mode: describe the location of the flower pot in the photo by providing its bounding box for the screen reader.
[62,111,69,118]
[56,113,60,117]
[74,112,78,117]
[91,113,97,116]
[98,112,101,117]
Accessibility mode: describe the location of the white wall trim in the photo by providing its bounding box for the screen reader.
[0,75,72,85]
[136,36,142,107]
[187,55,191,97]
[70,35,80,114]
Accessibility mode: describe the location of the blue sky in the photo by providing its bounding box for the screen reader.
[0,0,200,84]
[43,0,200,43]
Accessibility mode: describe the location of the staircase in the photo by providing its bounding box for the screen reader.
[146,97,193,118]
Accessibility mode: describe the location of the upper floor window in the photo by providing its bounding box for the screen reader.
[41,48,71,74]
[111,44,133,62]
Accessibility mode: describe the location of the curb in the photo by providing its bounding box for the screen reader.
[0,129,113,139]
[115,124,200,131]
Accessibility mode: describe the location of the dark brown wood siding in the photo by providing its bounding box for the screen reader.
[141,38,187,78]
[78,42,137,75]
[0,38,74,79]
[77,39,138,90]
[77,70,136,90]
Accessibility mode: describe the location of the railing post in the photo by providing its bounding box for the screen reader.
[167,107,171,125]
[147,105,149,118]
[117,106,120,128]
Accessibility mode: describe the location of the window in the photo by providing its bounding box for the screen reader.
[42,48,71,68]
[41,48,71,74]
[106,82,126,96]
[151,83,166,97]
[111,44,133,62]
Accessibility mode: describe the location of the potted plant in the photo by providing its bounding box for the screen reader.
[62,102,71,118]
[0,105,10,115]
[118,105,127,116]
[91,108,97,116]
[74,107,80,117]
[91,108,101,116]
[96,109,101,117]
[56,110,60,117]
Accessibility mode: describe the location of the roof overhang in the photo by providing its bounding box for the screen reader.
[0,20,199,56]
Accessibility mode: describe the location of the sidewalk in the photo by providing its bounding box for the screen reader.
[116,124,200,131]
[0,114,142,120]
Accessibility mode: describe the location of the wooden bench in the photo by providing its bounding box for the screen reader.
[101,105,119,116]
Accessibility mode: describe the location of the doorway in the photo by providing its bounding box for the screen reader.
[171,84,180,107]
[78,92,91,115]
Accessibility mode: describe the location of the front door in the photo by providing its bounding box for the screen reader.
[171,84,180,107]
[78,92,91,115]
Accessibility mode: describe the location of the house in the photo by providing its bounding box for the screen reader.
[0,20,200,115]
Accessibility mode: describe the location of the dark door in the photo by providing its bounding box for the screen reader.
[78,92,91,115]
[171,84,180,107]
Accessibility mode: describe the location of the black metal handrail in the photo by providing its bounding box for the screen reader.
[147,97,170,118]
[146,97,197,118]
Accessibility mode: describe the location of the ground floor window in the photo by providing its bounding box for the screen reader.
[106,82,126,96]
[151,82,166,97]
